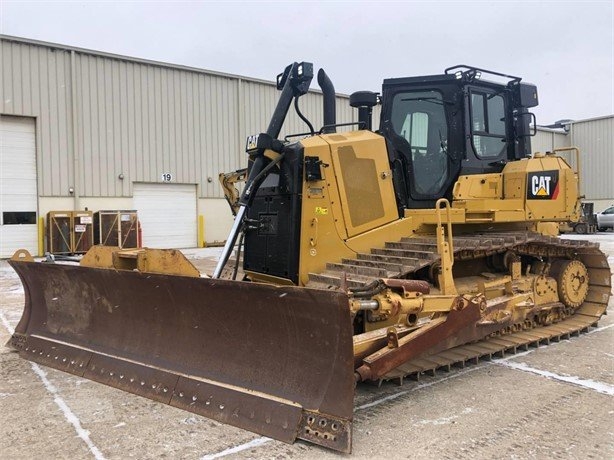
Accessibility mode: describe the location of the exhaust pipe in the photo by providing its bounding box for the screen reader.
[318,69,336,133]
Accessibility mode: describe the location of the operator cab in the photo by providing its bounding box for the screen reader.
[377,66,538,210]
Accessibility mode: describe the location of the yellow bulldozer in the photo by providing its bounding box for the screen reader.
[7,63,611,453]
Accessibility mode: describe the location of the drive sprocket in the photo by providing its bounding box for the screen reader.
[551,259,590,309]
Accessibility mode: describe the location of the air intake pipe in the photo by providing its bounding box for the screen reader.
[350,91,378,131]
[318,69,336,133]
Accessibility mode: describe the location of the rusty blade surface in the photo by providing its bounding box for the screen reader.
[8,260,355,453]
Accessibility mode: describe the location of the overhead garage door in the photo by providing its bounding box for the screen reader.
[133,183,197,248]
[0,116,38,258]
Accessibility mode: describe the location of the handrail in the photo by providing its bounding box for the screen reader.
[436,198,454,257]
[435,198,457,295]
[552,146,581,194]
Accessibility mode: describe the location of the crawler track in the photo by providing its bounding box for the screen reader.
[306,232,611,383]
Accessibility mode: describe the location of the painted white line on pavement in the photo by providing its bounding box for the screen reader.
[494,360,614,396]
[356,365,484,411]
[0,310,16,336]
[587,322,614,334]
[0,311,106,460]
[490,321,614,395]
[201,437,272,460]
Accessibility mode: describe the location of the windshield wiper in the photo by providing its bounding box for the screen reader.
[401,97,454,106]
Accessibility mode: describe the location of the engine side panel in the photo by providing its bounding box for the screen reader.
[298,132,400,286]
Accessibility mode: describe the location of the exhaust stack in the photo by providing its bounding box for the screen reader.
[318,69,336,133]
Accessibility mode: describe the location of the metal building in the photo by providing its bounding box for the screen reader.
[533,116,614,211]
[0,35,358,257]
[1,34,612,257]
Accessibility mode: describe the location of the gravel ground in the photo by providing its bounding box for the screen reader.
[1,233,613,459]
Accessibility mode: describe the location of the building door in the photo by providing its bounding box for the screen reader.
[0,116,38,258]
[133,183,197,248]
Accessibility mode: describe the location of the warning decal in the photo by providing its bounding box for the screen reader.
[526,170,560,200]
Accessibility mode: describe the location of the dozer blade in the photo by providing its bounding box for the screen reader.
[7,259,355,453]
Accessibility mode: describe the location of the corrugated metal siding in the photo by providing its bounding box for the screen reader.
[570,116,614,200]
[1,41,74,196]
[533,120,614,201]
[74,54,245,199]
[532,128,569,154]
[1,37,361,199]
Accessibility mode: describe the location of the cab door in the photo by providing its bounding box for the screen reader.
[465,88,510,173]
[388,90,452,202]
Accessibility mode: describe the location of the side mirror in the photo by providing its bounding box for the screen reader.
[516,111,537,138]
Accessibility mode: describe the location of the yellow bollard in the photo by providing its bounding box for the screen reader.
[38,216,45,257]
[198,215,206,248]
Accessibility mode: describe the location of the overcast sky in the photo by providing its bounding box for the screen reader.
[1,1,612,124]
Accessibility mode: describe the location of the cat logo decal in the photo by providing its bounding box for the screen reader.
[527,170,559,200]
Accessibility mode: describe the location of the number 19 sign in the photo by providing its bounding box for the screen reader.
[161,173,173,182]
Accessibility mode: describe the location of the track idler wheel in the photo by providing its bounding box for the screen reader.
[550,259,589,309]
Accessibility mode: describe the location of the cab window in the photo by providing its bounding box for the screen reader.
[400,112,428,153]
[391,90,449,197]
[470,92,507,158]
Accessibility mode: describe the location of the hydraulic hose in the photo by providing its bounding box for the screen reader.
[294,96,314,136]
[212,153,285,278]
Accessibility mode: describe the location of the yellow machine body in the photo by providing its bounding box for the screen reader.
[255,131,582,287]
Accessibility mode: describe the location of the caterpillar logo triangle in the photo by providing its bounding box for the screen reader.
[527,170,560,200]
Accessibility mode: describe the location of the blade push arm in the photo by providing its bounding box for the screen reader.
[213,62,314,278]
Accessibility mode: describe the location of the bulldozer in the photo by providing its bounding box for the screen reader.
[7,63,611,453]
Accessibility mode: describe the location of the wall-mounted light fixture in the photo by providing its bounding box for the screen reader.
[207,177,213,183]
[68,187,75,194]
[118,173,125,180]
